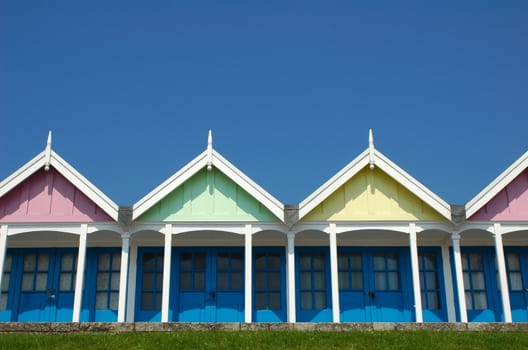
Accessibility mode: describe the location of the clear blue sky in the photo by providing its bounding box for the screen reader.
[1,1,527,207]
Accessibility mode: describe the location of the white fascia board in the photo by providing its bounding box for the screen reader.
[374,150,451,220]
[465,151,528,219]
[212,150,285,222]
[298,149,370,219]
[50,151,120,221]
[132,151,208,220]
[0,151,46,198]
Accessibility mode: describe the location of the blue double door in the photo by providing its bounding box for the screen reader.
[0,249,77,322]
[338,248,413,322]
[136,247,245,322]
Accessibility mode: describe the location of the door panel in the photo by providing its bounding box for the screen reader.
[505,250,528,322]
[135,250,164,322]
[253,249,286,322]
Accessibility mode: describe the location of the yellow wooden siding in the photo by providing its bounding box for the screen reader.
[303,167,444,221]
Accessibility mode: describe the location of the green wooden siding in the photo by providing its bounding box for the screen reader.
[138,168,278,222]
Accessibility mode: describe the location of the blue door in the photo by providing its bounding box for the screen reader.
[175,248,244,322]
[339,248,413,322]
[81,249,121,322]
[458,248,501,322]
[504,249,528,322]
[296,248,332,322]
[135,248,164,322]
[253,248,286,322]
[15,249,77,322]
[418,249,448,322]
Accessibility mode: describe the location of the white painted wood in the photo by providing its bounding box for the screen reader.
[244,225,252,323]
[409,223,423,322]
[493,223,512,323]
[441,244,456,322]
[126,241,138,322]
[0,225,8,303]
[452,233,467,322]
[207,130,213,171]
[368,129,375,169]
[161,224,172,322]
[328,224,340,323]
[72,224,88,322]
[286,233,296,323]
[44,131,52,171]
[117,233,130,322]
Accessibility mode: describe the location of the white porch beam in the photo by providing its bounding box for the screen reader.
[126,240,138,322]
[117,233,130,322]
[244,224,252,323]
[409,223,423,323]
[286,233,296,323]
[329,224,340,323]
[161,224,172,322]
[493,223,512,323]
[452,233,467,322]
[441,244,456,322]
[72,224,88,322]
[0,225,8,302]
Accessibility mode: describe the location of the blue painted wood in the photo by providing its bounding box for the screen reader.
[80,248,120,322]
[338,248,413,322]
[503,248,528,322]
[173,248,244,322]
[419,248,448,322]
[12,249,76,322]
[451,247,501,322]
[253,248,286,322]
[135,248,164,322]
[296,248,332,322]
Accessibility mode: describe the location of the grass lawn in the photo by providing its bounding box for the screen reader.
[0,331,527,350]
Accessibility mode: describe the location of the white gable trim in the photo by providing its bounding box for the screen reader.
[298,148,451,221]
[132,149,285,222]
[465,151,528,219]
[0,150,119,221]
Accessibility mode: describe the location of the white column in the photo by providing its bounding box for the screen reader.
[126,241,138,322]
[286,233,296,323]
[409,223,423,323]
[244,224,252,323]
[493,223,512,323]
[117,233,130,322]
[161,224,172,322]
[452,233,467,322]
[0,225,8,299]
[329,224,340,323]
[72,224,88,322]
[441,244,456,322]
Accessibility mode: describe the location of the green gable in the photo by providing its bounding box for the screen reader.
[138,168,278,222]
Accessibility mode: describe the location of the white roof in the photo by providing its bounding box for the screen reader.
[465,150,528,219]
[0,132,119,221]
[133,131,285,221]
[298,131,451,221]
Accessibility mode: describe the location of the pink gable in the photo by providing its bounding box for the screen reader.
[0,168,113,222]
[470,169,528,221]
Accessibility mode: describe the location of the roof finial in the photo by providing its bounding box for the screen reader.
[207,129,213,171]
[368,129,375,170]
[44,130,52,171]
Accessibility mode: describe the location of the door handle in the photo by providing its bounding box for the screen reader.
[366,291,375,298]
[210,291,216,299]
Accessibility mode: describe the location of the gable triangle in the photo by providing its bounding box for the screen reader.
[138,167,279,222]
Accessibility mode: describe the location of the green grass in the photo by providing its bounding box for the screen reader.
[0,331,527,350]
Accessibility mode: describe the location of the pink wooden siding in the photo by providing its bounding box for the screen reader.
[0,168,113,222]
[470,169,528,221]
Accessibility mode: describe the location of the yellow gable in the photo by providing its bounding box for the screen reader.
[303,167,444,221]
